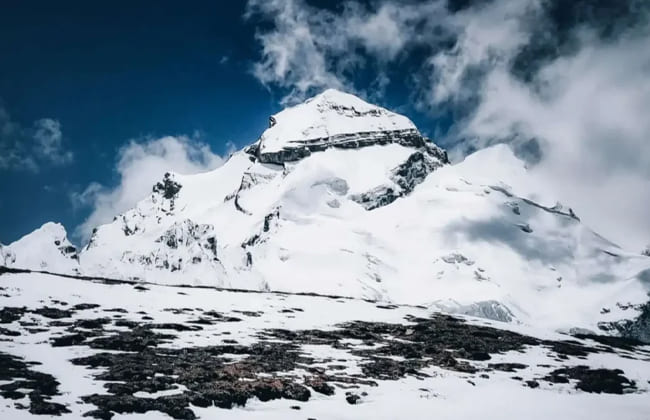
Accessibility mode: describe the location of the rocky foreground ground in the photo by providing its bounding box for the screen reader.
[1,270,650,420]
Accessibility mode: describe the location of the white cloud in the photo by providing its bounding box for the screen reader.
[246,0,650,250]
[420,0,542,106]
[246,0,347,104]
[33,118,73,165]
[0,105,73,171]
[245,0,445,104]
[461,28,650,249]
[73,135,226,241]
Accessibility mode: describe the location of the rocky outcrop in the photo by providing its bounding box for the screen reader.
[351,151,444,210]
[249,128,448,165]
[14,295,642,419]
[0,244,15,266]
[153,172,182,200]
[601,302,650,344]
[119,220,220,273]
[156,220,219,259]
[0,352,70,415]
[490,185,580,221]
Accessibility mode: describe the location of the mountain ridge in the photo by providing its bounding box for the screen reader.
[2,89,649,343]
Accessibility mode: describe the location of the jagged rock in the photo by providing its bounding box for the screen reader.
[542,366,636,394]
[345,393,361,404]
[0,307,26,323]
[153,172,182,200]
[351,151,443,210]
[441,253,475,266]
[601,302,650,344]
[156,220,217,257]
[32,307,73,319]
[256,129,434,165]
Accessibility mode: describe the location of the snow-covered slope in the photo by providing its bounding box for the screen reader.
[2,222,79,274]
[3,89,650,342]
[2,272,649,420]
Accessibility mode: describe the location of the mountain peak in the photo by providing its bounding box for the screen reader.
[251,89,424,163]
[304,88,382,110]
[4,222,78,273]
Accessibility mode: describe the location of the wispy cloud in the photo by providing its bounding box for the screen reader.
[0,103,73,172]
[244,0,448,104]
[246,0,650,250]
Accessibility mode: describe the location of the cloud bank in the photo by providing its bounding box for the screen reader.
[246,0,650,250]
[72,135,227,241]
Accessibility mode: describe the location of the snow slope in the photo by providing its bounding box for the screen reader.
[2,222,79,274]
[3,89,650,341]
[0,272,649,420]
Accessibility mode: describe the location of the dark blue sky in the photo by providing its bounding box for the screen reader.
[0,1,445,244]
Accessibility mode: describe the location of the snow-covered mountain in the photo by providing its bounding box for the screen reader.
[2,222,79,274]
[3,89,650,341]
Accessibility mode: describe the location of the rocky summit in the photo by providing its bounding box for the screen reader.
[1,90,650,419]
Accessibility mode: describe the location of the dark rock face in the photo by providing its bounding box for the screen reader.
[0,352,70,415]
[71,339,317,419]
[153,172,182,200]
[488,363,528,372]
[32,306,73,319]
[0,327,20,336]
[0,306,26,323]
[248,128,448,166]
[155,220,219,260]
[599,302,650,344]
[152,172,183,213]
[620,302,650,344]
[345,393,361,404]
[543,366,637,394]
[351,151,444,210]
[40,311,589,419]
[57,244,79,260]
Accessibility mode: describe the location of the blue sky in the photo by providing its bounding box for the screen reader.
[1,0,649,250]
